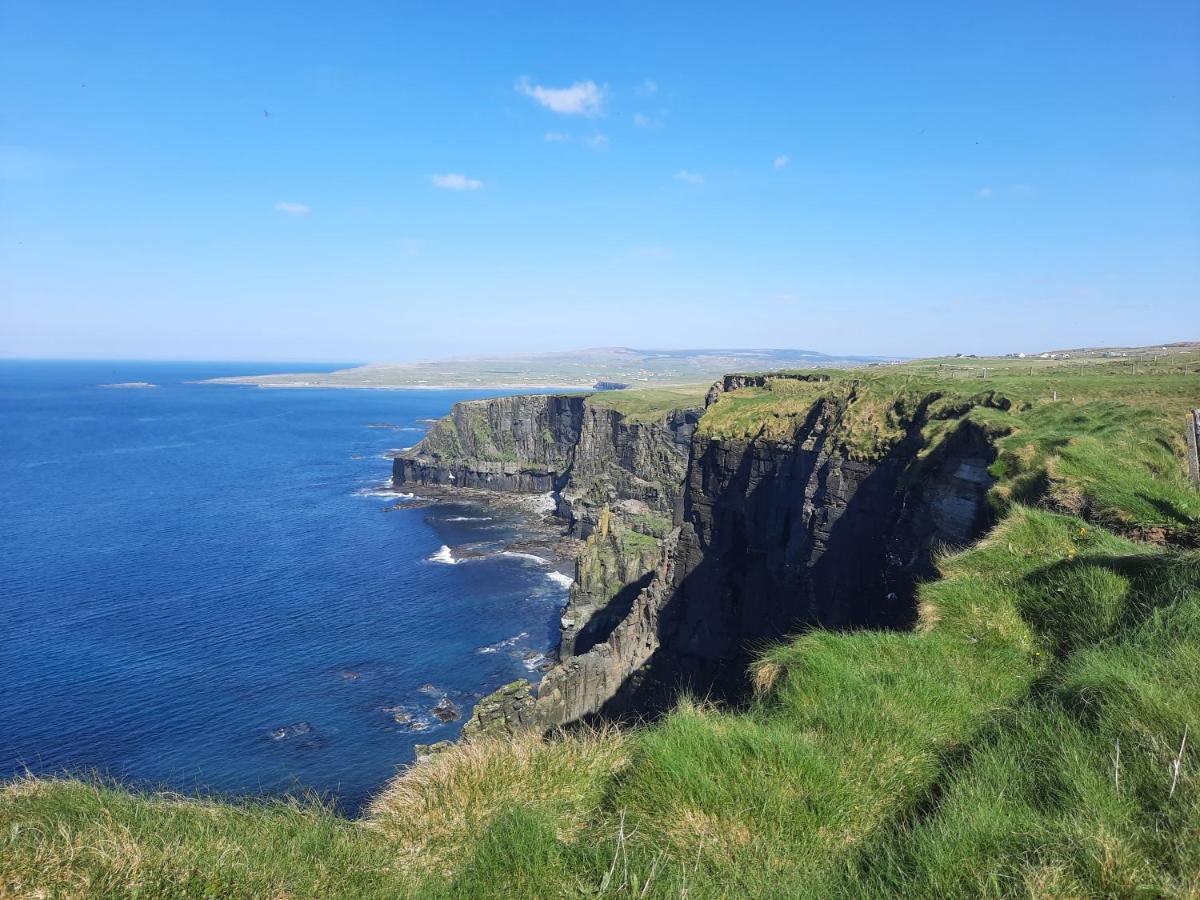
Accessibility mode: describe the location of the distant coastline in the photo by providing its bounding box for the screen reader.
[199,377,598,391]
[199,346,895,392]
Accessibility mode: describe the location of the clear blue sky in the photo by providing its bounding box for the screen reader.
[2,2,1197,361]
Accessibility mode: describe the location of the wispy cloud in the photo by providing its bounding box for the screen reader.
[584,134,610,151]
[515,77,606,116]
[633,112,661,129]
[975,187,993,199]
[544,131,571,142]
[674,169,703,185]
[432,173,483,191]
[274,201,310,215]
[400,238,425,257]
[634,79,658,97]
[773,154,790,170]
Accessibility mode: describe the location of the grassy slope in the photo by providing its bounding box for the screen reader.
[3,361,1198,898]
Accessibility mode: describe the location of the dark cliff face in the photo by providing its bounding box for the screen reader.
[393,394,698,534]
[628,418,996,710]
[393,395,585,493]
[562,405,698,535]
[536,402,998,728]
[394,381,999,731]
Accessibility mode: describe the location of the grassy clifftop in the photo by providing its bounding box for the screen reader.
[582,385,708,423]
[3,359,1198,898]
[701,359,1199,543]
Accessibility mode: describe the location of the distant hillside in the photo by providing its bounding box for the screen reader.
[203,347,894,390]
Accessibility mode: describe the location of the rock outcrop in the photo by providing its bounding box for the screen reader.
[558,512,665,658]
[534,531,677,730]
[558,405,698,535]
[393,395,699,535]
[394,395,585,493]
[461,679,537,739]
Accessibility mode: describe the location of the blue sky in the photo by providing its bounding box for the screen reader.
[2,2,1197,361]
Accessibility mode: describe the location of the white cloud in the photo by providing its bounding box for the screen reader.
[274,201,310,215]
[635,79,658,97]
[633,112,662,129]
[584,134,610,151]
[674,169,703,185]
[976,187,993,199]
[773,154,790,170]
[544,131,571,142]
[515,77,606,116]
[432,173,483,191]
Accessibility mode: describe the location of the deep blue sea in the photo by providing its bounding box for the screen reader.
[0,360,568,813]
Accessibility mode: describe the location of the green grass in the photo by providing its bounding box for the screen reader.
[584,384,708,422]
[4,363,1198,898]
[841,551,1200,898]
[0,779,415,898]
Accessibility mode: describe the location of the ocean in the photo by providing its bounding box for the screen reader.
[0,360,568,813]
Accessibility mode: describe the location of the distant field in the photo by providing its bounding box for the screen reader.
[204,343,1197,392]
[202,347,892,390]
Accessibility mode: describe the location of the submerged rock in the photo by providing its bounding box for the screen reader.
[431,697,460,722]
[381,705,411,725]
[267,721,313,741]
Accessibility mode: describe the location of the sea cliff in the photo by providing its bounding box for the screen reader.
[395,375,1005,729]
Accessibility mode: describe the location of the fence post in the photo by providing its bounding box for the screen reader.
[1187,409,1200,485]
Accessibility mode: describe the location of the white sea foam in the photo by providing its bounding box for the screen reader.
[428,545,457,565]
[444,516,493,522]
[522,653,548,671]
[501,551,550,565]
[546,571,574,588]
[356,483,415,499]
[477,631,529,654]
